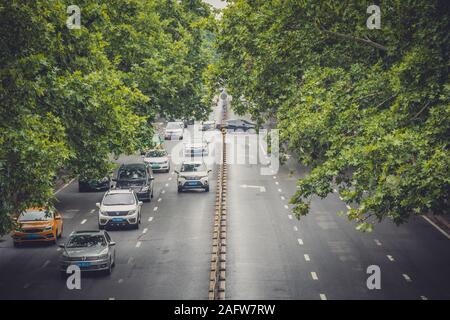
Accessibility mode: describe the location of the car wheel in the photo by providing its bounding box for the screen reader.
[112,252,116,267]
[105,259,112,275]
[177,186,183,193]
[58,226,63,238]
[205,186,210,192]
[53,231,58,244]
[134,221,139,230]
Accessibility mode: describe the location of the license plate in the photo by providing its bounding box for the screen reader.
[188,182,199,185]
[24,234,41,239]
[78,262,91,268]
[112,218,125,222]
[152,165,160,169]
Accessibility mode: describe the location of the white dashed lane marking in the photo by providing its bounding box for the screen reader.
[387,255,395,261]
[168,177,172,181]
[293,226,298,231]
[81,219,87,225]
[157,198,162,202]
[278,189,282,193]
[288,215,293,220]
[90,209,95,214]
[374,239,382,246]
[402,274,412,282]
[142,228,148,234]
[311,272,318,280]
[165,183,169,187]
[41,260,51,268]
[153,207,158,212]
[161,190,166,194]
[304,254,310,261]
[148,217,153,222]
[297,239,303,245]
[118,279,124,284]
[275,181,279,185]
[346,204,351,210]
[136,241,141,248]
[281,196,285,201]
[420,295,428,300]
[284,205,289,209]
[320,293,327,300]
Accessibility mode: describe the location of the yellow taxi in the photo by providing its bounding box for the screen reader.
[12,207,63,246]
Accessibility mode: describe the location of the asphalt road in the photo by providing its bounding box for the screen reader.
[0,103,448,300]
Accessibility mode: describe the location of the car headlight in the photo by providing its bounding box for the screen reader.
[99,210,107,216]
[98,254,108,260]
[44,226,53,231]
[179,175,187,180]
[128,209,137,216]
[141,186,149,192]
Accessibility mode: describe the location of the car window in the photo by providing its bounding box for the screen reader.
[66,235,107,248]
[103,193,135,206]
[167,123,181,129]
[118,166,146,180]
[146,150,167,157]
[180,163,206,172]
[18,209,53,222]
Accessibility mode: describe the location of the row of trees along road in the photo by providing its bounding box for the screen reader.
[210,0,449,231]
[0,0,215,235]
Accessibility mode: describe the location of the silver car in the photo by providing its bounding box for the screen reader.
[59,230,116,275]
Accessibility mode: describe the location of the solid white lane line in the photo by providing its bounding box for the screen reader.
[153,207,158,211]
[157,198,162,202]
[281,196,285,200]
[311,272,318,280]
[293,226,298,231]
[387,255,395,261]
[148,217,153,222]
[297,238,304,245]
[421,216,450,240]
[304,254,310,261]
[288,214,293,220]
[81,219,87,225]
[320,293,327,300]
[374,239,382,246]
[142,228,148,234]
[403,274,412,282]
[136,241,141,248]
[54,178,76,195]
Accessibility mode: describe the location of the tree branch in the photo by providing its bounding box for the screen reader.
[319,28,387,52]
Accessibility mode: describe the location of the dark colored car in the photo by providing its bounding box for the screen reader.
[219,119,256,132]
[113,163,154,202]
[78,176,111,192]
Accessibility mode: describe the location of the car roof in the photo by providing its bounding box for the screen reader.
[106,188,135,194]
[119,163,146,170]
[182,160,205,165]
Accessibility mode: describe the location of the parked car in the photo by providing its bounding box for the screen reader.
[114,163,154,201]
[12,207,63,246]
[164,122,184,140]
[201,120,216,131]
[59,230,116,276]
[78,176,111,192]
[143,149,170,173]
[175,160,211,192]
[96,189,143,230]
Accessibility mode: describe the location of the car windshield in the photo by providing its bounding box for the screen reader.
[18,210,52,222]
[103,193,135,206]
[118,166,146,180]
[167,123,181,129]
[66,235,106,248]
[146,150,167,157]
[181,163,206,172]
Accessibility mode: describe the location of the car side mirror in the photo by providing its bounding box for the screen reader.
[150,176,155,180]
[58,244,65,249]
[96,202,101,208]
[138,201,143,206]
[109,241,116,247]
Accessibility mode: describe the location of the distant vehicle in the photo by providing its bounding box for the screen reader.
[165,122,184,140]
[96,189,143,230]
[59,230,116,276]
[201,121,216,131]
[184,141,209,157]
[143,149,170,173]
[78,176,111,192]
[114,163,154,201]
[12,207,63,246]
[175,160,212,192]
[220,119,256,132]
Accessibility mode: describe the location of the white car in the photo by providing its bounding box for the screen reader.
[143,149,170,173]
[184,141,209,157]
[165,122,184,140]
[96,189,143,230]
[175,161,211,192]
